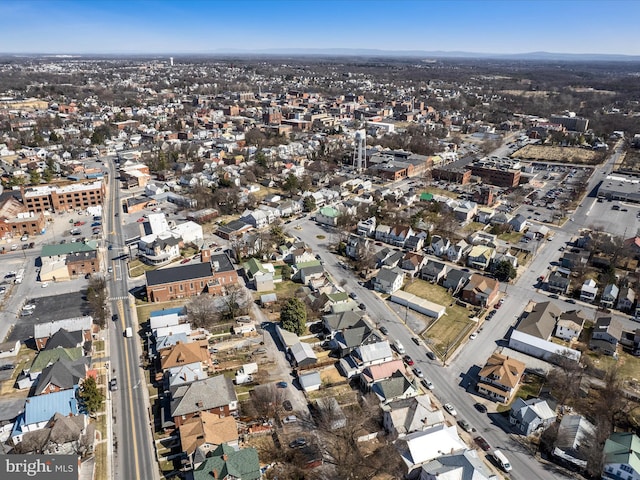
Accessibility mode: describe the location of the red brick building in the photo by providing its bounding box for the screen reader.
[145,252,238,302]
[21,181,106,213]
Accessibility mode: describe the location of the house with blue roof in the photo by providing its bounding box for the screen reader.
[12,386,80,444]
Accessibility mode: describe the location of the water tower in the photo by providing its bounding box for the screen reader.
[169,57,174,67]
[353,129,366,172]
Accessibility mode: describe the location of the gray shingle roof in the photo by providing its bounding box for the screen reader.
[170,375,237,418]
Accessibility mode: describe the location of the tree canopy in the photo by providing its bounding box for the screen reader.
[79,376,104,414]
[280,298,307,336]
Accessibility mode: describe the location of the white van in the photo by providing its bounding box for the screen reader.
[393,340,405,354]
[124,327,133,338]
[492,449,512,472]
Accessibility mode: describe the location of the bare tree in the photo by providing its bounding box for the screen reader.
[546,351,584,406]
[185,295,220,330]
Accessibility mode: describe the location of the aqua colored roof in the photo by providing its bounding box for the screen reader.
[604,432,640,473]
[319,206,339,218]
[150,307,186,318]
[13,386,79,437]
[420,192,434,201]
[41,242,97,257]
[193,444,260,480]
[243,257,267,277]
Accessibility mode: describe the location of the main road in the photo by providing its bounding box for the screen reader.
[105,158,158,480]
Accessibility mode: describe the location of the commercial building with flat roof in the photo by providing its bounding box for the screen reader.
[21,181,106,213]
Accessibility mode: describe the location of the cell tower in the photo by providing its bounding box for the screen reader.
[353,129,366,172]
[169,57,174,67]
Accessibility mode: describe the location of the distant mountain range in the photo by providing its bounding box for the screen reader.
[6,48,640,62]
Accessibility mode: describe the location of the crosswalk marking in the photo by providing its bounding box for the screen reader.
[109,296,128,301]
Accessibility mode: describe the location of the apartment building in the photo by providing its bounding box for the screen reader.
[20,181,106,213]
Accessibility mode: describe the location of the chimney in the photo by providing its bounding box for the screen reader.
[222,454,228,461]
[201,249,211,263]
[212,469,218,478]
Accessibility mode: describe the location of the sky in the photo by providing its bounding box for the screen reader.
[0,0,639,56]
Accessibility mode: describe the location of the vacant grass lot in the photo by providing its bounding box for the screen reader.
[136,299,187,325]
[515,145,604,165]
[403,280,475,355]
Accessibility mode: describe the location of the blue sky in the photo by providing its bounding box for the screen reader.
[1,0,639,55]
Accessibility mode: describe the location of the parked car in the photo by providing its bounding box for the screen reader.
[283,400,293,412]
[443,403,458,416]
[426,351,436,361]
[474,436,491,451]
[474,402,488,413]
[282,415,297,424]
[469,332,478,340]
[413,367,424,378]
[379,326,388,335]
[412,337,421,346]
[421,379,434,390]
[349,292,358,300]
[180,258,191,264]
[457,419,475,433]
[109,378,118,391]
[403,355,414,366]
[276,381,288,388]
[288,437,306,448]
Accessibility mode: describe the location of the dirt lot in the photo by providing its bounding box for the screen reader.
[616,149,640,174]
[515,145,604,165]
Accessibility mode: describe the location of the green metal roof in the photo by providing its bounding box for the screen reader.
[41,242,97,257]
[604,432,640,473]
[30,347,84,373]
[193,444,261,480]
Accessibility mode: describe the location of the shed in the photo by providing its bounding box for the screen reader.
[299,371,322,392]
[289,342,318,368]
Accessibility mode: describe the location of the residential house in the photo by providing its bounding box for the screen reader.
[164,362,207,394]
[242,258,275,292]
[405,232,427,252]
[10,412,93,456]
[468,231,497,247]
[601,284,620,309]
[509,397,557,435]
[617,287,636,313]
[354,341,393,368]
[420,260,448,284]
[322,310,365,338]
[555,310,586,342]
[331,319,382,358]
[466,245,495,270]
[179,412,239,463]
[379,249,404,268]
[360,360,406,390]
[447,239,469,263]
[552,415,595,470]
[548,271,570,295]
[489,212,511,227]
[372,267,405,294]
[388,225,415,247]
[398,425,467,474]
[345,234,372,261]
[315,206,340,227]
[159,341,211,372]
[418,449,498,480]
[453,201,478,222]
[299,264,325,286]
[476,207,496,224]
[192,444,261,480]
[357,216,377,237]
[371,370,419,405]
[283,241,315,265]
[400,252,426,276]
[277,199,301,217]
[33,357,90,396]
[602,432,640,480]
[460,274,499,307]
[508,214,528,233]
[562,251,589,270]
[428,235,450,257]
[580,279,598,303]
[382,395,445,437]
[169,375,238,429]
[477,353,526,403]
[590,316,623,356]
[11,386,80,444]
[442,269,470,294]
[375,224,391,243]
[139,234,181,265]
[289,342,317,368]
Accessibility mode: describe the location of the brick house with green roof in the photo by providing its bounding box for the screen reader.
[603,432,640,480]
[193,444,261,479]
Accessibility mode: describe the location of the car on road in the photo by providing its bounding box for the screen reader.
[567,298,576,304]
[457,419,475,433]
[0,364,14,371]
[403,355,414,366]
[379,326,388,335]
[288,438,306,448]
[107,266,113,273]
[474,402,488,413]
[426,351,436,361]
[349,292,358,300]
[469,332,478,340]
[412,337,421,346]
[0,286,6,294]
[109,378,118,391]
[413,367,424,378]
[359,303,367,311]
[549,294,559,299]
[276,381,288,388]
[443,403,457,416]
[282,415,297,424]
[282,400,293,412]
[421,379,434,390]
[41,282,49,288]
[474,436,491,451]
[180,258,191,264]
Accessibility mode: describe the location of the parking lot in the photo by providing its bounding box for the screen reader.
[581,197,640,237]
